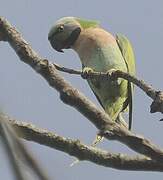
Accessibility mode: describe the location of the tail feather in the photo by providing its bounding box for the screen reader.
[115,113,128,129]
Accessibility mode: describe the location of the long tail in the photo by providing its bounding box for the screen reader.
[115,113,128,129]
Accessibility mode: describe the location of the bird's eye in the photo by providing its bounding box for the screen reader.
[58,25,64,32]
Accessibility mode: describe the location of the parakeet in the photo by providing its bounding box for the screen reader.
[48,17,136,131]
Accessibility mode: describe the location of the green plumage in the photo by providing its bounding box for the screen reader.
[48,17,136,129]
[116,34,136,129]
[76,18,99,29]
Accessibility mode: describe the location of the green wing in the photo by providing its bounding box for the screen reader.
[82,64,105,110]
[116,34,136,130]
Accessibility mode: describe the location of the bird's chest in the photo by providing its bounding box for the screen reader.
[81,44,124,72]
[81,46,127,103]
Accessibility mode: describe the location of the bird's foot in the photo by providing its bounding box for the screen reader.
[106,69,121,85]
[91,133,104,147]
[106,69,117,80]
[81,67,94,79]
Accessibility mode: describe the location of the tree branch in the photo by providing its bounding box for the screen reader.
[52,63,163,114]
[1,16,163,166]
[0,115,161,172]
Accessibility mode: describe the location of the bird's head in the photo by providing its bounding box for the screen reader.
[48,17,99,52]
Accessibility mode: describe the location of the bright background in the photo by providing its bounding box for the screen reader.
[0,0,163,179]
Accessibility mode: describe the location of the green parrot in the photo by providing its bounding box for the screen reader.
[48,17,136,133]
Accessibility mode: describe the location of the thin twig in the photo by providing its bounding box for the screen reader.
[53,62,156,98]
[0,113,50,180]
[53,62,162,113]
[0,116,27,180]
